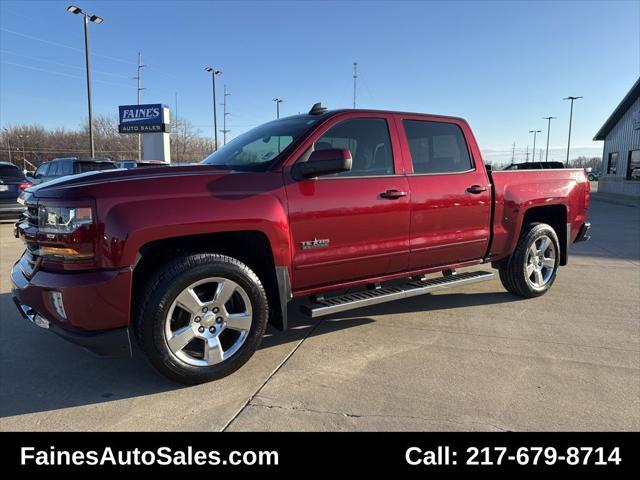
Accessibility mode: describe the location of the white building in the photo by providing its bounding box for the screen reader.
[594,78,640,197]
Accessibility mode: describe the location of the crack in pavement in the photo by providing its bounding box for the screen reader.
[243,402,509,432]
[219,317,326,432]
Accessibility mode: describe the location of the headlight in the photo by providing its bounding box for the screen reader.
[38,206,93,233]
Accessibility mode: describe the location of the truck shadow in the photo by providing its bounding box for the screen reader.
[0,289,517,419]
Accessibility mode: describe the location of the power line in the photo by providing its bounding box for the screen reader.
[2,60,135,89]
[0,27,136,65]
[0,49,131,79]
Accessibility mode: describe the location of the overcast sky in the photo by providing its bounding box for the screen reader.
[1,0,638,164]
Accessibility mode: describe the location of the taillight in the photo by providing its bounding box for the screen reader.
[18,182,32,190]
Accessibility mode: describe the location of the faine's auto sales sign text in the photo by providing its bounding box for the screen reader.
[118,104,168,133]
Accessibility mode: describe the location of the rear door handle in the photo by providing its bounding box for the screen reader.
[466,185,487,194]
[380,189,407,199]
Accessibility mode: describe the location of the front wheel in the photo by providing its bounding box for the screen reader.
[135,253,268,384]
[499,223,560,298]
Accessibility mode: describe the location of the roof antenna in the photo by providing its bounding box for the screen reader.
[309,102,327,115]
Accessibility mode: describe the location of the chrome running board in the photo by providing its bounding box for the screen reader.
[300,270,495,318]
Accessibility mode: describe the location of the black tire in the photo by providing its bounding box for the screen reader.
[498,223,560,298]
[135,253,268,384]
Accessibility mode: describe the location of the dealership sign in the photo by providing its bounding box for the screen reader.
[118,104,170,133]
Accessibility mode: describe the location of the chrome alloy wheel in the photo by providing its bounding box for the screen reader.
[525,235,556,289]
[164,277,253,367]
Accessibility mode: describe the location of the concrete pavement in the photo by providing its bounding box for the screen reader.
[0,198,638,431]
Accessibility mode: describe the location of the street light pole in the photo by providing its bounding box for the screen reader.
[273,98,283,119]
[529,130,541,164]
[563,96,582,166]
[542,116,556,162]
[67,5,103,159]
[205,67,222,150]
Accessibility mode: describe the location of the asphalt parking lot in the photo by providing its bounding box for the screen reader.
[0,196,638,432]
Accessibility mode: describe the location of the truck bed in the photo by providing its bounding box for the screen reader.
[489,168,590,262]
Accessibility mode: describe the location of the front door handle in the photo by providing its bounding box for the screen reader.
[380,189,407,199]
[466,185,487,194]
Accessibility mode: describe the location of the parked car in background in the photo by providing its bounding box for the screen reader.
[27,157,116,185]
[0,162,31,220]
[503,161,565,170]
[116,160,169,169]
[587,170,600,181]
[11,106,591,384]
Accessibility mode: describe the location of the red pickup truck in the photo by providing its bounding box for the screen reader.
[11,105,591,384]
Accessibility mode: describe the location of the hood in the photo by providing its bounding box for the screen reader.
[27,164,233,197]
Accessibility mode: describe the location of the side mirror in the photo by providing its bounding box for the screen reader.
[294,148,352,179]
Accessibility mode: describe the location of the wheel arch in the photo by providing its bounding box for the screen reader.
[132,230,290,332]
[520,204,568,265]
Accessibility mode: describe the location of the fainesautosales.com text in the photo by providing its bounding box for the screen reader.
[20,446,279,467]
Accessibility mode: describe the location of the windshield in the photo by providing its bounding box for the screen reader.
[201,115,321,170]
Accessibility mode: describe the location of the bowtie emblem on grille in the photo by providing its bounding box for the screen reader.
[300,238,330,250]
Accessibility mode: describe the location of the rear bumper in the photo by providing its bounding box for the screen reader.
[574,222,591,243]
[10,253,133,357]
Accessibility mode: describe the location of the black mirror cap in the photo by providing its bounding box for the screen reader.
[295,148,352,179]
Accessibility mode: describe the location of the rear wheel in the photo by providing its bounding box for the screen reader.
[499,223,560,298]
[136,253,268,384]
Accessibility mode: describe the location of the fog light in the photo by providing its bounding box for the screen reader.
[33,315,50,329]
[49,291,67,319]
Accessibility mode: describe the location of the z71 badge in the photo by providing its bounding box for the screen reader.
[300,238,330,250]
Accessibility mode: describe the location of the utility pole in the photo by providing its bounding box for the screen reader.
[525,144,529,162]
[273,97,283,119]
[563,96,582,166]
[220,85,230,144]
[205,67,222,150]
[352,62,358,109]
[174,92,178,164]
[529,130,541,163]
[542,116,556,162]
[511,142,516,163]
[134,52,146,161]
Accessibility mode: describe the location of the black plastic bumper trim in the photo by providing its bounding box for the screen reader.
[575,222,591,243]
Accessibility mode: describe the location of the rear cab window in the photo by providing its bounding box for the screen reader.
[402,119,473,174]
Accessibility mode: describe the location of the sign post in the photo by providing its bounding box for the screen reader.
[118,104,171,162]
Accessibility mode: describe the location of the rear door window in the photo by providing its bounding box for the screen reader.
[403,120,473,174]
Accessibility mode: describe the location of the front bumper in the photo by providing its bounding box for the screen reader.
[10,252,133,357]
[12,296,131,357]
